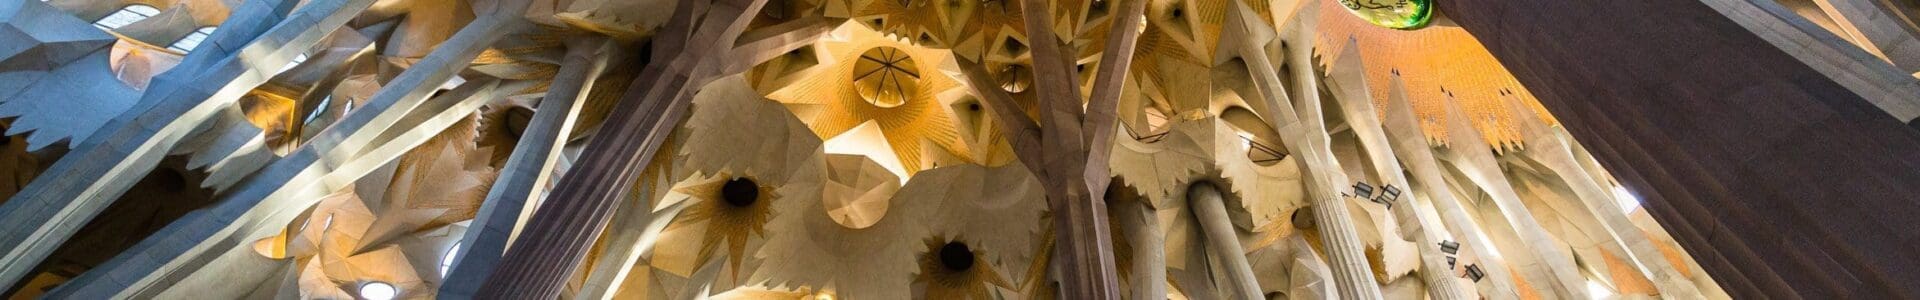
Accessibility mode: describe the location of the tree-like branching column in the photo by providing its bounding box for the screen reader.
[950,0,1149,297]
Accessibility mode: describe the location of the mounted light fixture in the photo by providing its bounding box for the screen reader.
[1351,181,1375,199]
[1439,240,1460,255]
[1371,184,1402,208]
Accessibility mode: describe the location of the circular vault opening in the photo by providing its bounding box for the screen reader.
[853,47,920,108]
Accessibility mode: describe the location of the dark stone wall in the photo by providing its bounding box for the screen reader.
[1435,0,1920,298]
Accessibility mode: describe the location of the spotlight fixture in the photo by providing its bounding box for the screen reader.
[1465,265,1486,282]
[1370,184,1402,208]
[1439,240,1460,254]
[1351,182,1375,199]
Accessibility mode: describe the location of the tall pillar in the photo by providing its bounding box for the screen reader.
[1224,1,1383,297]
[0,0,372,289]
[1435,98,1589,299]
[472,0,805,296]
[1437,0,1920,297]
[442,37,613,298]
[1286,9,1384,298]
[1380,75,1521,299]
[1502,94,1705,299]
[1323,39,1476,300]
[1188,182,1263,299]
[1111,190,1165,300]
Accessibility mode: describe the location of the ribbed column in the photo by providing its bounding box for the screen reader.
[1187,182,1261,299]
[0,0,371,289]
[1283,8,1384,296]
[1304,182,1385,300]
[1111,192,1165,300]
[1435,98,1589,299]
[1379,75,1520,298]
[443,37,612,298]
[1228,2,1383,294]
[1323,39,1476,300]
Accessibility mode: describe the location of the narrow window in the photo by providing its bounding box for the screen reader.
[440,242,461,278]
[93,5,161,30]
[279,54,308,73]
[167,27,216,52]
[304,96,332,124]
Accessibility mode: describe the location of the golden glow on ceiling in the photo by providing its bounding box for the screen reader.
[853,47,921,108]
[763,23,975,176]
[1314,0,1554,148]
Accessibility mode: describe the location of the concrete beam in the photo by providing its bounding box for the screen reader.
[0,0,373,288]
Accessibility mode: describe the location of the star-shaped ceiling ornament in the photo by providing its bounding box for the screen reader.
[758,23,976,178]
[652,75,830,293]
[912,236,1016,299]
[669,174,781,282]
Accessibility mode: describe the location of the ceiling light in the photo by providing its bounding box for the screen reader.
[359,281,397,300]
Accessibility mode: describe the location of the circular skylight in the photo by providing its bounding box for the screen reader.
[359,281,398,300]
[852,47,919,108]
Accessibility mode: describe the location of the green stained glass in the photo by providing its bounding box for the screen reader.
[1339,0,1434,30]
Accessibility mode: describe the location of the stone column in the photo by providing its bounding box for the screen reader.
[1434,98,1589,299]
[1224,1,1383,295]
[1188,182,1262,299]
[1379,75,1521,299]
[472,0,785,297]
[1298,175,1383,300]
[441,37,614,298]
[0,0,372,289]
[1502,94,1704,299]
[1438,0,1920,297]
[1282,9,1384,298]
[1111,190,1165,300]
[1323,40,1475,300]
